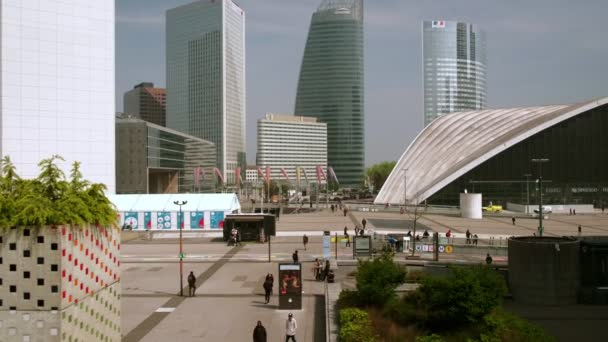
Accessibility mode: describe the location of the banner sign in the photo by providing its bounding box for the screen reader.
[124,212,138,229]
[157,212,172,230]
[190,212,205,229]
[210,211,224,229]
[144,212,152,230]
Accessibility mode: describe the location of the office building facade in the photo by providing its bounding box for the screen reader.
[0,0,115,191]
[116,115,216,194]
[257,114,327,182]
[123,82,167,126]
[423,20,486,126]
[295,0,364,187]
[166,0,246,184]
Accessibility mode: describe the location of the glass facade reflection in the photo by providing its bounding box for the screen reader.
[423,20,486,126]
[295,0,364,187]
[429,104,608,207]
[116,117,216,194]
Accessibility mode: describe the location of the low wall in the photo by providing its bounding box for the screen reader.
[507,203,594,214]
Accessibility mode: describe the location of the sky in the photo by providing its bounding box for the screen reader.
[116,0,608,167]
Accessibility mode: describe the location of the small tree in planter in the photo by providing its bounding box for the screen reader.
[0,155,121,341]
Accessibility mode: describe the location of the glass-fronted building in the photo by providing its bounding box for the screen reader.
[376,97,608,208]
[295,0,364,187]
[116,116,216,194]
[423,20,486,126]
[166,0,245,184]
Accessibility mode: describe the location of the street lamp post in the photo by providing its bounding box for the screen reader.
[174,200,187,296]
[531,159,549,236]
[524,173,532,214]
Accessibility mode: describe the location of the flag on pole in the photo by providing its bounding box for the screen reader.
[316,165,327,184]
[280,167,290,181]
[214,167,224,184]
[328,166,339,185]
[302,167,309,183]
[235,167,242,188]
[265,166,271,184]
[296,166,301,187]
[257,167,265,181]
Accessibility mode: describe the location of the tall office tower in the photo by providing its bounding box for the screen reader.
[0,0,115,192]
[295,0,364,187]
[257,114,327,181]
[166,0,246,184]
[423,20,486,126]
[124,82,167,126]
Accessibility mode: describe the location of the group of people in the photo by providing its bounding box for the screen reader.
[252,313,298,342]
[312,258,332,281]
[465,229,479,245]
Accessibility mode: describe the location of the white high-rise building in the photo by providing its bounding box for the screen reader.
[0,0,115,191]
[257,114,327,182]
[166,0,246,184]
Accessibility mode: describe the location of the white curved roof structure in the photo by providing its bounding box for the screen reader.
[375,97,608,205]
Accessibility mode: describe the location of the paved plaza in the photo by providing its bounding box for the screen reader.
[120,210,608,341]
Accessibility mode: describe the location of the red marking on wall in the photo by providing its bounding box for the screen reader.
[62,270,66,278]
[62,291,66,298]
[62,249,66,257]
[68,233,72,241]
[62,228,66,236]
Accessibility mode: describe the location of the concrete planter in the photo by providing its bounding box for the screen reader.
[0,225,121,341]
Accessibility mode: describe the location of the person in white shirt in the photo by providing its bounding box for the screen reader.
[285,313,297,341]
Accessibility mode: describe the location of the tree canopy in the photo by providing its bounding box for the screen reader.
[365,161,397,192]
[0,155,117,228]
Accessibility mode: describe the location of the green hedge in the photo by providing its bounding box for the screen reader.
[339,308,377,342]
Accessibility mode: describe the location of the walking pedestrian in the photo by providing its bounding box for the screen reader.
[512,216,516,225]
[345,231,351,247]
[187,271,196,297]
[465,229,471,244]
[569,208,573,215]
[354,226,360,236]
[285,313,297,342]
[253,320,267,342]
[302,234,309,251]
[445,230,451,238]
[473,234,479,245]
[573,209,576,215]
[292,250,299,263]
[486,253,493,265]
[343,207,348,217]
[602,203,605,214]
[263,277,273,304]
[578,225,582,237]
[362,218,367,229]
[360,227,365,236]
[323,259,331,281]
[330,204,335,213]
[344,226,348,236]
[266,273,274,295]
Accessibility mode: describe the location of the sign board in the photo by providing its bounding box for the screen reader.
[323,235,331,260]
[278,263,302,310]
[354,236,372,256]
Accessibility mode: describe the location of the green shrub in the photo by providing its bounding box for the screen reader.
[473,309,555,342]
[337,289,362,310]
[415,334,444,342]
[356,251,407,307]
[339,308,377,342]
[0,156,117,227]
[411,266,507,329]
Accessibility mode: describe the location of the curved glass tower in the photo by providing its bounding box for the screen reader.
[295,0,364,187]
[423,20,486,126]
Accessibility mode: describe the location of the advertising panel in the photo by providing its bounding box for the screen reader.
[124,212,138,229]
[157,211,172,229]
[144,212,152,230]
[210,211,225,229]
[190,212,205,229]
[278,263,302,310]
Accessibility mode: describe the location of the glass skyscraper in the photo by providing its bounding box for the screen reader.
[295,0,365,187]
[423,20,486,126]
[166,0,245,183]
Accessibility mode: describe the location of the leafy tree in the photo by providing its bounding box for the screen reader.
[356,251,407,307]
[411,266,507,329]
[365,161,397,192]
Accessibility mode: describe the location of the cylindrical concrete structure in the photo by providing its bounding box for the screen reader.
[460,193,482,219]
[508,237,580,305]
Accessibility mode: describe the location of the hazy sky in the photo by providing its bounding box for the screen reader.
[117,0,608,166]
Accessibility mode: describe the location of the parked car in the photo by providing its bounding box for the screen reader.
[533,206,552,214]
[482,205,503,213]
